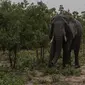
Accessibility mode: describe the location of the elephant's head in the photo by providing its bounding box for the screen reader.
[51,15,73,43]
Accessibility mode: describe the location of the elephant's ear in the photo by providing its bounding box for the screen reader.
[68,21,77,38]
[61,17,73,41]
[61,16,77,41]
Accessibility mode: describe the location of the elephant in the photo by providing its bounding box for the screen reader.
[48,14,82,68]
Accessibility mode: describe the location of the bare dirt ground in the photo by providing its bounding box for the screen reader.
[25,66,85,85]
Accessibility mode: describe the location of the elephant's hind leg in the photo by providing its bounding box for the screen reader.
[74,36,81,68]
[74,48,80,68]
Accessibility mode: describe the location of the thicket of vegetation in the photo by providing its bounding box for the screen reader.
[0,0,85,85]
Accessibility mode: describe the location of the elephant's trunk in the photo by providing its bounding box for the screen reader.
[52,35,63,64]
[49,21,65,65]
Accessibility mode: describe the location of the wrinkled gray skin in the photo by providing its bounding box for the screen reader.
[49,14,82,68]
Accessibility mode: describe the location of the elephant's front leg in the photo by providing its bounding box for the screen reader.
[63,42,71,67]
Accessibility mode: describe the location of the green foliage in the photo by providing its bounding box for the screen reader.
[0,71,25,85]
[17,50,36,70]
[61,66,81,76]
[0,0,56,68]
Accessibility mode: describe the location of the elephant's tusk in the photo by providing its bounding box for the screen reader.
[50,36,54,43]
[64,36,67,42]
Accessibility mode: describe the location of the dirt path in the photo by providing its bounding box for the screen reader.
[25,66,85,85]
[63,66,85,85]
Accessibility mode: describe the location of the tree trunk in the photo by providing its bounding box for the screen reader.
[40,47,43,62]
[13,49,17,69]
[42,47,44,62]
[36,49,39,61]
[8,51,12,68]
[40,47,44,62]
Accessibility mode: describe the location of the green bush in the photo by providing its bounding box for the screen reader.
[61,66,81,76]
[0,71,25,85]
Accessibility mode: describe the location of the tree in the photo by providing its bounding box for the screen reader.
[59,5,64,14]
[72,11,79,18]
[0,0,57,67]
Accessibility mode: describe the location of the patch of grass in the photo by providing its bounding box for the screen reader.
[51,74,60,83]
[17,50,81,77]
[0,70,26,85]
[17,50,37,71]
[43,67,58,75]
[0,49,84,85]
[61,66,81,76]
